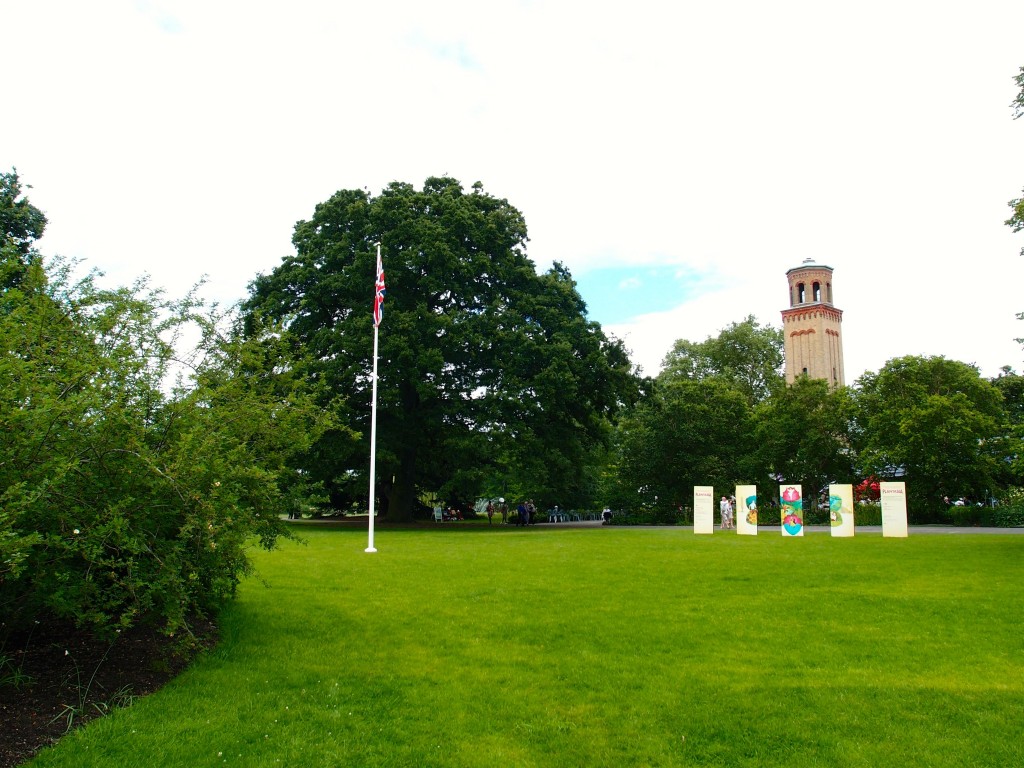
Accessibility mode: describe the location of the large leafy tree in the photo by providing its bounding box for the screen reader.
[992,368,1024,486]
[753,377,855,510]
[850,356,1005,520]
[243,177,638,520]
[659,315,784,405]
[609,378,752,513]
[1008,67,1024,343]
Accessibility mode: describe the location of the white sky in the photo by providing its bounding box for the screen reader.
[5,0,1024,381]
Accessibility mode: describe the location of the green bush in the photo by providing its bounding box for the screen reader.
[0,257,334,643]
[604,507,688,526]
[946,504,1024,528]
[852,503,883,526]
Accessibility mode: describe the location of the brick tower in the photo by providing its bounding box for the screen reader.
[781,258,845,387]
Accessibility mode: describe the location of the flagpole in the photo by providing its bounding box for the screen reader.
[366,243,381,553]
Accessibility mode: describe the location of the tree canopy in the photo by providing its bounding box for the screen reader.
[850,356,1005,518]
[243,177,639,520]
[753,376,854,507]
[609,377,752,514]
[659,315,784,405]
[1008,66,1024,259]
[0,169,47,289]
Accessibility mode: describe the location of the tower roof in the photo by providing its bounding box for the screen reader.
[786,257,833,276]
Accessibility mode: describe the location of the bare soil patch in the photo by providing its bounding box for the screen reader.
[1,620,215,768]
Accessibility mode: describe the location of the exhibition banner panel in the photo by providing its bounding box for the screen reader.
[780,485,804,536]
[736,485,758,536]
[828,484,855,537]
[694,486,715,534]
[881,482,909,537]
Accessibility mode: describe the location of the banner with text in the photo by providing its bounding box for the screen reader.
[736,485,758,536]
[780,485,804,536]
[828,484,855,537]
[881,482,909,537]
[694,486,714,534]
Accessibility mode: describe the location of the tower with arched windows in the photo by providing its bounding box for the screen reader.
[781,258,845,387]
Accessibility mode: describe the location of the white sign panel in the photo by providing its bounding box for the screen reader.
[828,484,855,537]
[736,485,758,536]
[694,486,715,534]
[881,481,909,538]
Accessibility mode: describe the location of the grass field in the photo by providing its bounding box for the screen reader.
[27,526,1024,767]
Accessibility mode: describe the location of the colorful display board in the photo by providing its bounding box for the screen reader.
[735,485,758,536]
[694,486,715,534]
[828,483,855,537]
[881,481,909,537]
[779,485,804,536]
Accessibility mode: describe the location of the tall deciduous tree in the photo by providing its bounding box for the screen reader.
[753,377,855,510]
[659,315,784,405]
[243,178,638,520]
[850,356,1005,519]
[609,378,752,513]
[992,368,1024,487]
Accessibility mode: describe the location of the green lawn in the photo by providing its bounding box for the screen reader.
[28,527,1024,767]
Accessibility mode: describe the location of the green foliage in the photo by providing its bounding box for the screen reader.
[603,506,689,526]
[244,177,639,520]
[946,503,1024,528]
[607,378,752,511]
[0,169,47,292]
[1008,191,1024,259]
[1,244,333,641]
[846,503,883,526]
[991,369,1024,485]
[1012,65,1024,120]
[753,377,855,500]
[850,356,1005,522]
[659,314,784,405]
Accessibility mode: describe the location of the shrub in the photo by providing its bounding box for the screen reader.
[946,504,1024,528]
[0,258,334,643]
[604,507,688,526]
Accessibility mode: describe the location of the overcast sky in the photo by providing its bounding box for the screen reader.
[5,0,1024,381]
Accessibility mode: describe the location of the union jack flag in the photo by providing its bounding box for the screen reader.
[373,248,386,327]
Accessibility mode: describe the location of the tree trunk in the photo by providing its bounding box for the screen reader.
[386,443,418,522]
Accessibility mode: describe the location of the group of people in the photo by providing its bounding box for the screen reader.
[484,500,509,525]
[719,495,736,529]
[515,500,538,526]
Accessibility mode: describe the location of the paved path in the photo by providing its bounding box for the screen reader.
[544,521,1024,534]
[284,516,1023,534]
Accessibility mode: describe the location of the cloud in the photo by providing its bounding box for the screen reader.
[4,0,1023,384]
[618,277,642,290]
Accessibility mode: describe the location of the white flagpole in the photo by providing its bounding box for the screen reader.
[366,243,381,553]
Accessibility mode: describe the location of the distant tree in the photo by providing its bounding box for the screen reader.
[850,356,1005,520]
[1007,67,1024,340]
[609,378,752,513]
[1,168,47,287]
[992,367,1024,487]
[243,178,639,520]
[1012,65,1024,120]
[753,377,855,511]
[659,315,784,405]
